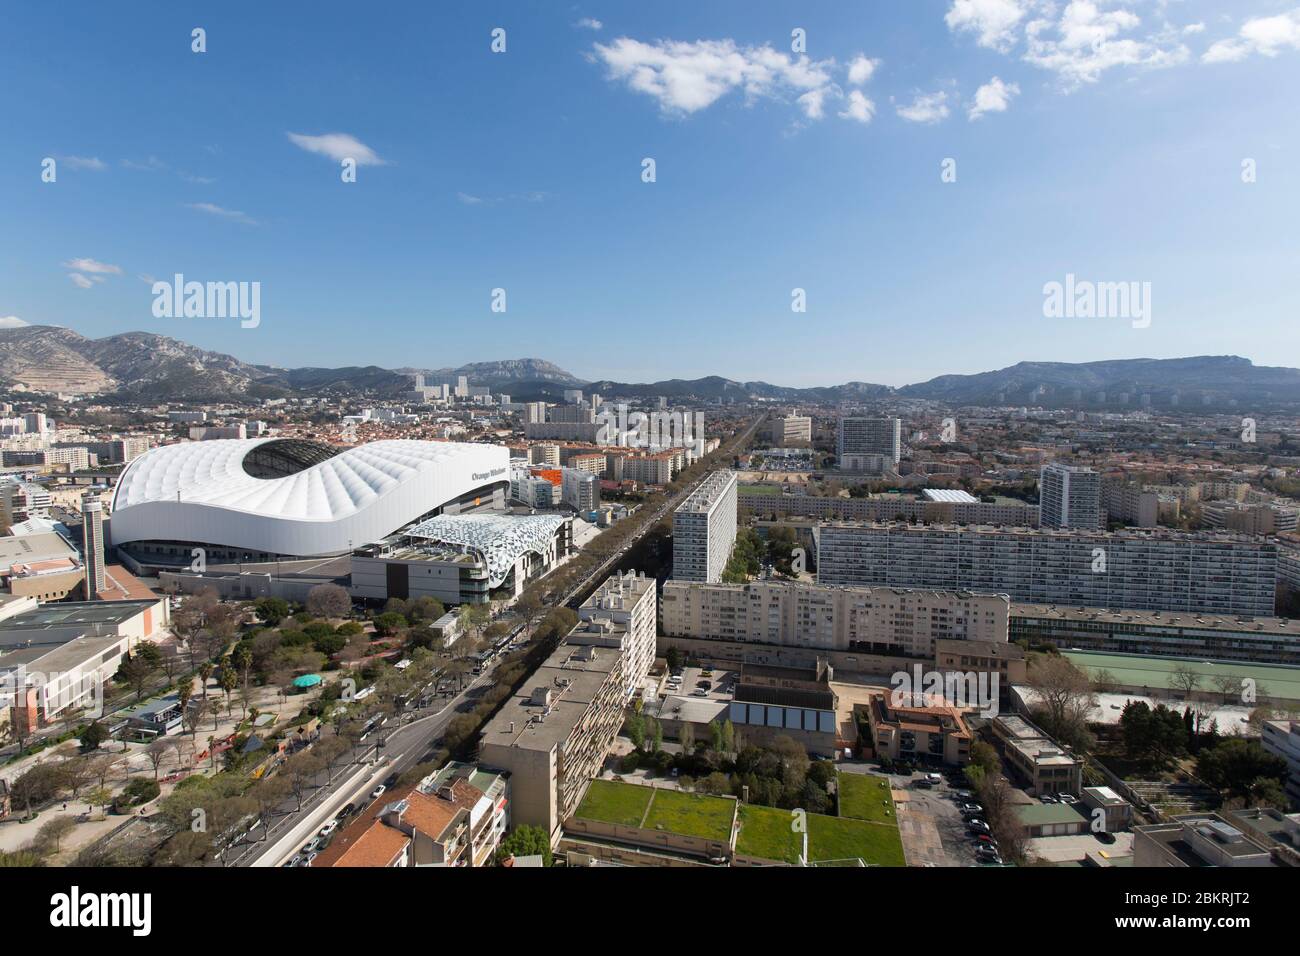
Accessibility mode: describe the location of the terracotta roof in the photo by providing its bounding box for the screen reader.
[329,822,410,868]
[399,790,463,839]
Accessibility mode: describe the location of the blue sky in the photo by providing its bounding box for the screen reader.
[2,1,1299,387]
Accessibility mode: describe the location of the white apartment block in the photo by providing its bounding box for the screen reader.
[561,468,599,512]
[1040,462,1103,530]
[0,480,53,525]
[837,417,901,471]
[1261,720,1300,808]
[577,570,657,700]
[672,470,737,583]
[772,415,812,445]
[661,579,1009,659]
[817,523,1277,617]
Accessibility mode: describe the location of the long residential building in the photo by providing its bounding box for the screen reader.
[478,574,639,844]
[661,579,1009,660]
[1010,603,1300,666]
[739,490,1039,527]
[817,523,1277,617]
[576,570,657,701]
[672,470,737,583]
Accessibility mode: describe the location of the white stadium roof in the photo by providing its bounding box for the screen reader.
[111,438,510,558]
[406,512,569,588]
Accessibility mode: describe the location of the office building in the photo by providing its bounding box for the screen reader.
[672,470,737,583]
[817,523,1276,617]
[1040,463,1103,530]
[837,417,901,471]
[991,714,1082,796]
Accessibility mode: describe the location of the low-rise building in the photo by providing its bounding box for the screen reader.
[866,691,972,765]
[990,714,1082,796]
[1133,815,1279,867]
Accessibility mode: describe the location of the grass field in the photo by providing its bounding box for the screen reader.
[642,789,735,841]
[837,772,897,824]
[808,813,906,866]
[735,804,802,864]
[575,779,653,827]
[738,484,782,495]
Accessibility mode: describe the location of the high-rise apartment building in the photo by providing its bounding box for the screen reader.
[1040,462,1102,530]
[576,571,657,701]
[771,415,812,445]
[672,470,738,583]
[817,523,1277,617]
[81,493,106,597]
[838,417,901,471]
[561,468,599,512]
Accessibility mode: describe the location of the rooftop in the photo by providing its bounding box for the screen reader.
[1013,602,1300,635]
[0,599,160,633]
[479,642,620,752]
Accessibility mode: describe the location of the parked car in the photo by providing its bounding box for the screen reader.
[370,785,387,800]
[967,820,991,835]
[319,820,339,837]
[336,803,356,820]
[952,790,973,801]
[284,854,305,867]
[959,803,983,814]
[974,834,998,847]
[976,848,1003,865]
[1059,793,1079,805]
[302,837,323,854]
[1040,793,1058,803]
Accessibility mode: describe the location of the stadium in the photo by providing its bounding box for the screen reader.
[110,438,511,570]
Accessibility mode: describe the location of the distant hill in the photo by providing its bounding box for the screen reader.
[1,325,1296,410]
[899,356,1300,408]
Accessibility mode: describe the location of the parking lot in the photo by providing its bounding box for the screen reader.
[846,763,1000,867]
[660,665,736,702]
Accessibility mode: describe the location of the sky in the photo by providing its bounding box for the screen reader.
[2,1,1299,387]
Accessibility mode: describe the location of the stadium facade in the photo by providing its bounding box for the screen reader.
[111,438,510,568]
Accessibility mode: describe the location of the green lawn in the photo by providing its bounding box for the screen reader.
[739,484,782,496]
[808,813,906,867]
[837,772,897,824]
[575,779,653,827]
[735,804,802,864]
[642,789,735,841]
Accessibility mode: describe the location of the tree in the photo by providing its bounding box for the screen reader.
[219,665,238,715]
[1170,663,1202,698]
[969,740,1000,777]
[306,583,351,619]
[1026,654,1096,752]
[79,721,109,751]
[85,786,113,820]
[233,644,254,717]
[496,825,552,866]
[665,647,684,673]
[198,661,214,701]
[679,723,695,753]
[116,644,162,701]
[254,597,291,627]
[514,591,543,637]
[374,612,406,638]
[1196,739,1286,800]
[31,817,77,858]
[145,738,176,780]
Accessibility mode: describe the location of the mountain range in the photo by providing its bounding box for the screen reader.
[2,325,1299,410]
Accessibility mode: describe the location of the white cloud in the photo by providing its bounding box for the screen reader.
[59,156,105,171]
[838,90,877,123]
[186,202,258,225]
[591,36,836,116]
[68,273,94,289]
[1183,23,1206,36]
[62,258,122,275]
[287,132,387,166]
[896,90,951,124]
[457,192,484,205]
[846,55,879,86]
[0,316,28,328]
[1203,9,1300,64]
[575,17,603,31]
[968,76,1020,119]
[797,87,831,119]
[179,172,216,185]
[946,0,1033,52]
[121,156,167,171]
[1022,1,1189,87]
